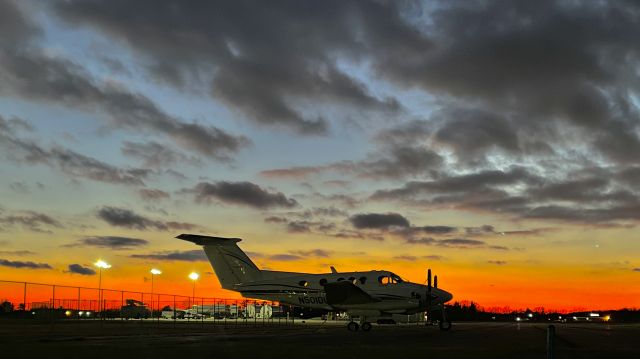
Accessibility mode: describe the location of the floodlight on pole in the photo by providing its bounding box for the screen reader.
[150,269,161,319]
[189,272,199,307]
[94,260,111,318]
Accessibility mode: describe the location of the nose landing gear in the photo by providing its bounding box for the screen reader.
[347,321,359,331]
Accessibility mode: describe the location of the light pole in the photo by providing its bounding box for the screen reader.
[94,260,111,318]
[188,272,199,313]
[150,269,161,319]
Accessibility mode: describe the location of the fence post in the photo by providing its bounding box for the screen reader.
[120,291,124,322]
[50,285,56,327]
[547,325,556,359]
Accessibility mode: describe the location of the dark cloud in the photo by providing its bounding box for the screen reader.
[96,206,200,231]
[269,254,302,262]
[405,237,506,250]
[385,1,640,164]
[331,230,384,241]
[121,141,201,167]
[286,221,312,233]
[633,268,640,272]
[264,216,288,224]
[182,181,298,209]
[261,145,442,181]
[373,166,640,226]
[0,250,36,256]
[394,254,444,262]
[0,115,152,186]
[260,166,325,180]
[488,260,507,265]
[130,250,206,262]
[394,255,418,261]
[67,263,96,275]
[53,0,410,135]
[0,1,249,160]
[97,207,162,230]
[138,188,170,202]
[0,258,52,269]
[0,210,63,233]
[290,249,332,258]
[350,213,410,229]
[8,181,29,193]
[416,226,457,235]
[72,236,149,250]
[424,255,444,261]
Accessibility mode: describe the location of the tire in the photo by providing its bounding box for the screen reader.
[361,322,372,331]
[439,320,452,331]
[347,321,359,332]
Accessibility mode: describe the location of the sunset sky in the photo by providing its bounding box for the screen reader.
[1,0,639,311]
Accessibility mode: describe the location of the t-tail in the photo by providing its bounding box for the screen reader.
[176,234,262,290]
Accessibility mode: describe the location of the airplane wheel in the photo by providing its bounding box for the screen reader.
[439,320,452,331]
[347,321,359,332]
[361,322,372,331]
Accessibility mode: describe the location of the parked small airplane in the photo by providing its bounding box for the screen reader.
[178,234,453,331]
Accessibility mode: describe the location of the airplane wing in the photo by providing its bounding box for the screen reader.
[324,281,380,305]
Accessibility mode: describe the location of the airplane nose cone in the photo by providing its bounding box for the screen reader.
[441,290,453,303]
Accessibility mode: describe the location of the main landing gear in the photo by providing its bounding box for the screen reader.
[347,320,372,332]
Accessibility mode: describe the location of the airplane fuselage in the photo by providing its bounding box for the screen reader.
[235,269,452,315]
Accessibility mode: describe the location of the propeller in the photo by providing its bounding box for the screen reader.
[425,269,433,322]
[434,275,438,289]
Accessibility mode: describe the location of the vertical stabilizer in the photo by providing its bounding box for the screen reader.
[176,234,262,289]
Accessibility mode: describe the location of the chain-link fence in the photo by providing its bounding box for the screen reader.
[0,279,305,326]
[0,279,427,332]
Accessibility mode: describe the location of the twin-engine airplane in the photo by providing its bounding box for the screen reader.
[178,234,453,331]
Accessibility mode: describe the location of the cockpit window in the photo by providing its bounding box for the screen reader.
[378,274,403,285]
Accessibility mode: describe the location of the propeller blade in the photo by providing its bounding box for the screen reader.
[427,269,432,292]
[434,275,438,289]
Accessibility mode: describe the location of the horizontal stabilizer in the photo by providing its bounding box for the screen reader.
[176,233,242,245]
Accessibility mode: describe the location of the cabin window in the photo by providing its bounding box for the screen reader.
[378,276,391,285]
[319,278,327,286]
[299,280,309,287]
[359,276,367,284]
